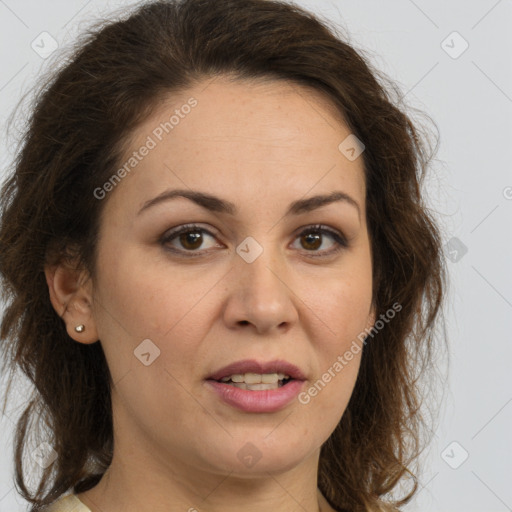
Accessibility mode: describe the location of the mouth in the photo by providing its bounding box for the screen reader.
[212,372,293,391]
[205,360,306,413]
[206,358,306,385]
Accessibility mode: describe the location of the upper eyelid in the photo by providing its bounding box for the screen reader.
[162,223,343,238]
[162,223,220,241]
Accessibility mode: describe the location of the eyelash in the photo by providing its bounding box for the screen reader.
[160,223,348,258]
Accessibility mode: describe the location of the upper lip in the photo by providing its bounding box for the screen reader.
[207,359,306,381]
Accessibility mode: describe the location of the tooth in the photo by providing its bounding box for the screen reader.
[232,382,247,389]
[246,383,278,391]
[244,373,262,384]
[221,372,291,384]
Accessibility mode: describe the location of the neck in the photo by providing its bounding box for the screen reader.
[77,440,331,512]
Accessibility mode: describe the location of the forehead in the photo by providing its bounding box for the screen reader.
[105,76,366,217]
[148,75,350,146]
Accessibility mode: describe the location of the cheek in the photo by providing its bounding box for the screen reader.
[304,264,371,418]
[94,243,213,338]
[299,271,370,414]
[92,244,221,380]
[307,268,373,351]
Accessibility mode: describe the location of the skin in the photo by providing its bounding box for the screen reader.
[45,75,376,512]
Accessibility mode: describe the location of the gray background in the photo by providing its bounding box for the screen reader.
[0,1,511,511]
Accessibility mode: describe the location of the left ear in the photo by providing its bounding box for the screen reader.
[44,262,99,344]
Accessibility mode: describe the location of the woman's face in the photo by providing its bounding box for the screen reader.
[88,76,375,478]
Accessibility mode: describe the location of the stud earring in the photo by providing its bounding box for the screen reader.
[75,325,85,333]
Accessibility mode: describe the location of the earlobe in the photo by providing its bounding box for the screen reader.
[44,264,99,344]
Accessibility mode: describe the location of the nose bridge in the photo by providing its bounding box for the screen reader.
[223,234,298,332]
[236,235,287,299]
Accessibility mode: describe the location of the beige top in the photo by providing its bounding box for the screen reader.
[44,494,91,512]
[45,492,334,511]
[44,491,389,511]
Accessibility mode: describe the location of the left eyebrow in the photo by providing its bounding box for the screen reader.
[137,188,361,220]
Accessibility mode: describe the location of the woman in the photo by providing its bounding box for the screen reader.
[0,0,446,511]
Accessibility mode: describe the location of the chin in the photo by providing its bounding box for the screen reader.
[199,437,316,477]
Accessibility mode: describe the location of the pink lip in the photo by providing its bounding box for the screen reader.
[205,379,305,413]
[205,359,306,413]
[206,359,306,381]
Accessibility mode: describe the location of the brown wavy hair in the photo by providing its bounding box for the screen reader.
[0,0,447,510]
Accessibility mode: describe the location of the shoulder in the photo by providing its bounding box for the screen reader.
[43,493,92,512]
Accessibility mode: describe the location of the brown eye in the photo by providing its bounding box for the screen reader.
[292,225,348,256]
[161,224,221,255]
[178,231,203,250]
[161,223,347,258]
[300,232,322,250]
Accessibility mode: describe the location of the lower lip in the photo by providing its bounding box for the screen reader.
[205,379,305,413]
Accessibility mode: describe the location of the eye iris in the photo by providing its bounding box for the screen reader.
[301,232,321,250]
[180,231,202,250]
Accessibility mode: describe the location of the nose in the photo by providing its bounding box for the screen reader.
[222,247,299,335]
